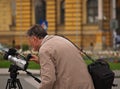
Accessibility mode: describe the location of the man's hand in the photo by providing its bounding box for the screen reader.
[30,55,39,64]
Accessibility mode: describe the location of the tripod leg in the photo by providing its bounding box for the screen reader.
[5,79,11,89]
[5,80,9,89]
[16,79,23,89]
[6,78,23,89]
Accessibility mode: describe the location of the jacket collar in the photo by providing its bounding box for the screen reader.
[41,35,54,45]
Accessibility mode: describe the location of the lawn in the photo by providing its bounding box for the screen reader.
[0,59,120,70]
[0,60,40,69]
[0,54,40,69]
[0,54,120,70]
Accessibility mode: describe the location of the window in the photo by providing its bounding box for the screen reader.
[87,0,98,23]
[60,0,65,24]
[34,0,46,24]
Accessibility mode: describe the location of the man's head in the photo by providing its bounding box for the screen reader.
[27,24,48,51]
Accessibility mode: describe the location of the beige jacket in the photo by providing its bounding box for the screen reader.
[38,35,94,89]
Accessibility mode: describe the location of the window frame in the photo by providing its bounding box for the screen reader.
[87,0,98,24]
[34,0,46,24]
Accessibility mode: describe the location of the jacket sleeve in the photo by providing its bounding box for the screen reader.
[39,47,56,89]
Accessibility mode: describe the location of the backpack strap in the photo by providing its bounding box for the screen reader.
[56,34,95,62]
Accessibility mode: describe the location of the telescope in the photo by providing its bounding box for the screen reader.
[0,47,30,70]
[0,45,41,87]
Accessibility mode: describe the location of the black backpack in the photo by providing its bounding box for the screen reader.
[80,49,117,89]
[88,59,115,89]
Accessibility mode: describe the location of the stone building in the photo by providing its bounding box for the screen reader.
[0,0,120,50]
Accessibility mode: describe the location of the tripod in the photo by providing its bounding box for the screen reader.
[5,65,23,89]
[5,64,41,89]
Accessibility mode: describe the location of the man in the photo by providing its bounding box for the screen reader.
[27,24,94,89]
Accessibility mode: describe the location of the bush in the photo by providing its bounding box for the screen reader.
[22,44,29,51]
[0,54,4,60]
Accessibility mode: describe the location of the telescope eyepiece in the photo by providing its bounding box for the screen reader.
[3,48,17,60]
[7,48,18,56]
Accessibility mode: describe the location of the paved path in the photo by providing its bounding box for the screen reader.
[0,75,39,89]
[0,68,40,88]
[113,78,120,89]
[1,68,120,89]
[1,68,120,76]
[0,68,40,75]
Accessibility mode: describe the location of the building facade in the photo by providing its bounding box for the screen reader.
[0,0,120,50]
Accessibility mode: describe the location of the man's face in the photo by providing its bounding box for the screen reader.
[28,36,41,51]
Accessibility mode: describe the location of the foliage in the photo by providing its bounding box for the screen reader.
[0,54,3,60]
[22,44,29,51]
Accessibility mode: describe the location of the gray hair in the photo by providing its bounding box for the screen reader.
[27,24,48,39]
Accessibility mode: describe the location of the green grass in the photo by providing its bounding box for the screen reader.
[0,54,40,69]
[0,60,40,69]
[0,59,120,70]
[109,62,120,70]
[28,61,40,69]
[0,60,10,68]
[1,53,120,70]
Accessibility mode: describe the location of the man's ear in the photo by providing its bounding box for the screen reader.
[33,36,39,42]
[33,36,37,39]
